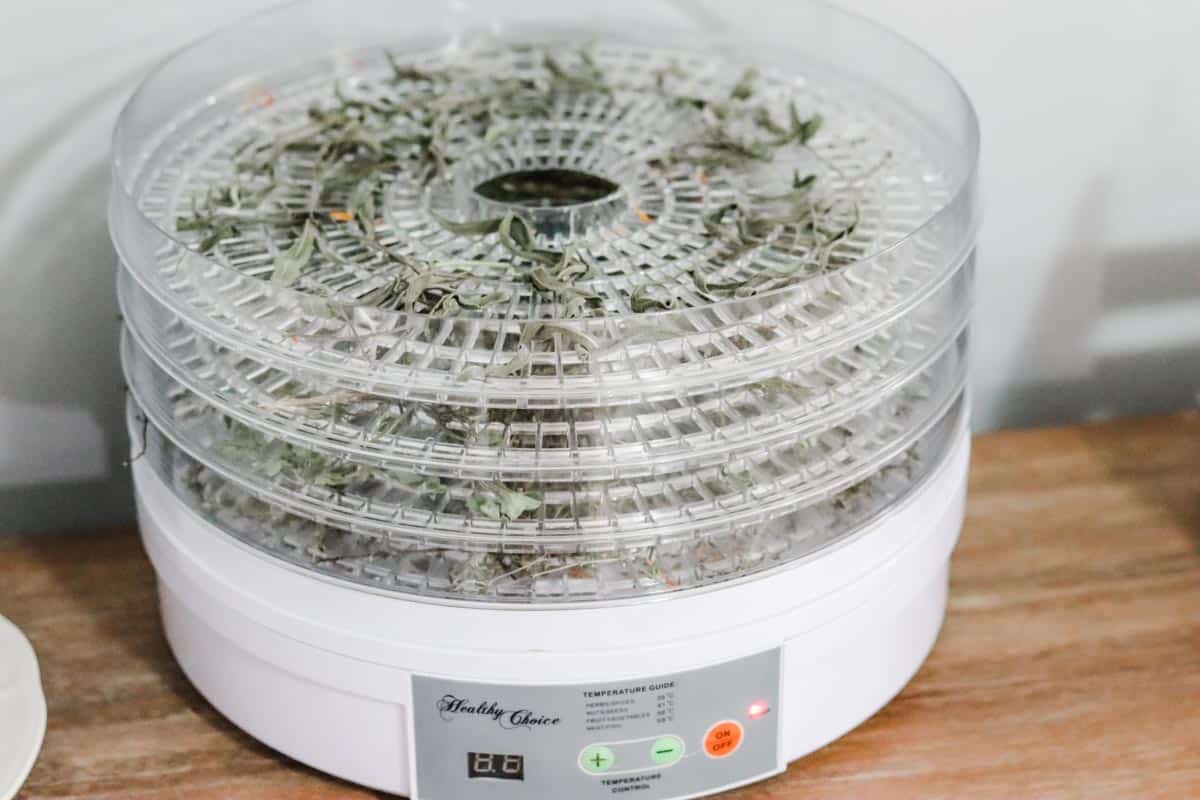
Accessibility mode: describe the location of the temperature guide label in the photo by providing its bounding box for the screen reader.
[583,680,673,731]
[411,650,781,799]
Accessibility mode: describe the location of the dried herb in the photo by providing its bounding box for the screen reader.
[629,284,677,312]
[154,42,917,604]
[172,416,924,600]
[543,49,608,94]
[174,42,878,320]
[271,218,317,286]
[468,484,545,522]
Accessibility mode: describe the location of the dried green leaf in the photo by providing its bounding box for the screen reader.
[347,179,378,236]
[702,203,742,244]
[467,493,501,520]
[467,485,543,522]
[789,105,822,144]
[751,105,788,137]
[630,284,677,312]
[543,49,607,93]
[485,346,534,378]
[730,68,758,101]
[529,264,590,296]
[691,268,747,296]
[385,51,440,84]
[456,290,512,310]
[313,227,355,265]
[271,219,317,286]
[793,171,817,191]
[431,211,505,236]
[459,345,535,382]
[521,322,601,355]
[496,486,543,521]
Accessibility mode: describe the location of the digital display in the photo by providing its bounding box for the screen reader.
[467,752,525,781]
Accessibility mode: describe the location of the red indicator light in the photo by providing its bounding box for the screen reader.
[748,701,770,719]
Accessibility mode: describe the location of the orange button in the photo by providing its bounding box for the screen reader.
[703,720,744,758]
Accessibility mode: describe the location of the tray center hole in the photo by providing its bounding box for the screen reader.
[474,168,621,208]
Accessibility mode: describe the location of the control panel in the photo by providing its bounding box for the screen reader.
[411,650,781,799]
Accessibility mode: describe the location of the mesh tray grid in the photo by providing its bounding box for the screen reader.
[121,267,968,480]
[135,394,963,602]
[117,41,966,404]
[127,363,963,548]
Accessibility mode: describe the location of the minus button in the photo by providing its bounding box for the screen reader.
[650,735,684,766]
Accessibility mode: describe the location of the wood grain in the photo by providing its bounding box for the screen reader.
[3,412,1199,799]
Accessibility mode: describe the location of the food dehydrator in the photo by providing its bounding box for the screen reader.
[110,1,979,796]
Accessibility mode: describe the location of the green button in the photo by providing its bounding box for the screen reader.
[650,736,684,766]
[580,745,615,774]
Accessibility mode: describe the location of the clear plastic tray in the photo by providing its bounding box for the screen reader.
[110,0,978,406]
[127,357,963,549]
[131,393,965,602]
[120,264,969,480]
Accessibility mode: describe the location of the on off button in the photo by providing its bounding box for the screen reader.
[703,720,744,758]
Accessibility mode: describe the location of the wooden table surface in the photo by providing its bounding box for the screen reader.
[3,412,1199,799]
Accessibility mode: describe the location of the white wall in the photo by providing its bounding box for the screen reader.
[1,1,1197,532]
[0,1,268,532]
[846,0,1200,430]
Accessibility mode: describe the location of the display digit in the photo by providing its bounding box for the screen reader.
[467,752,524,780]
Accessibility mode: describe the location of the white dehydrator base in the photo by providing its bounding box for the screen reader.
[133,421,969,798]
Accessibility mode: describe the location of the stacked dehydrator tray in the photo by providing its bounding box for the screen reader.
[111,1,979,797]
